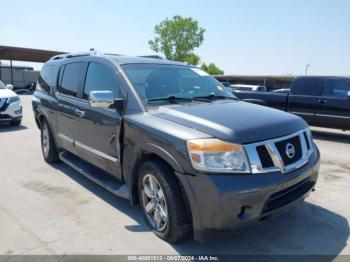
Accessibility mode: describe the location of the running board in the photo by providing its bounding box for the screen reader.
[59,151,129,200]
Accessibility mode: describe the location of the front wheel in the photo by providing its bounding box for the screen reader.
[41,119,60,163]
[138,160,191,243]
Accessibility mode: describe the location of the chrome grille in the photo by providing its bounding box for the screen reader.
[245,129,314,174]
[256,145,274,168]
[275,135,302,166]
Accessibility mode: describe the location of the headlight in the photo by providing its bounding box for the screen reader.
[8,96,20,103]
[186,138,250,173]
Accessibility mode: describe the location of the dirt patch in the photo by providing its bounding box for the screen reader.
[321,159,350,171]
[21,181,94,226]
[21,181,80,200]
[320,159,349,182]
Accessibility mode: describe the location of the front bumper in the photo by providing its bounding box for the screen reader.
[0,101,22,122]
[177,145,320,242]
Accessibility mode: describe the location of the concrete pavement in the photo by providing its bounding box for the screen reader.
[0,95,349,256]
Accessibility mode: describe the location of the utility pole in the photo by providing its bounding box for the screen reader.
[305,64,310,76]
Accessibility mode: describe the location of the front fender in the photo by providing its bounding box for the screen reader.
[123,142,185,205]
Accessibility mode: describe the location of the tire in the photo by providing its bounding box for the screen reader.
[10,119,21,126]
[41,119,60,163]
[138,159,191,243]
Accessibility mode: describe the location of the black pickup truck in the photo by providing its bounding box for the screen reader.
[32,52,320,242]
[233,76,350,130]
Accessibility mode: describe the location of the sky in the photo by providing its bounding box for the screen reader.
[0,0,349,75]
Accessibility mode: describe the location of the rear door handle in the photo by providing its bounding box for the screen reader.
[75,109,85,118]
[318,99,327,104]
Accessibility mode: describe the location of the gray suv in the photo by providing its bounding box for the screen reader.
[32,51,320,242]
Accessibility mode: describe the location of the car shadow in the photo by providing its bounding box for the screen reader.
[51,162,349,257]
[51,163,148,228]
[0,123,27,133]
[172,203,349,257]
[312,129,350,144]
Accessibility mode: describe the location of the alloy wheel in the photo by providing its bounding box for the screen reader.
[141,174,168,231]
[42,123,50,157]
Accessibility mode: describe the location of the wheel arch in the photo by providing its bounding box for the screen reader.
[125,143,185,205]
[125,146,193,235]
[37,114,60,151]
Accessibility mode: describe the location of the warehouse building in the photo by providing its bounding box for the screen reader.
[0,64,39,89]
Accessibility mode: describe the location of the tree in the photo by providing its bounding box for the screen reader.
[149,16,205,63]
[183,53,201,65]
[201,63,224,75]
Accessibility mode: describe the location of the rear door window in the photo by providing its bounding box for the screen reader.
[59,62,85,97]
[323,79,350,98]
[291,78,322,96]
[83,62,120,99]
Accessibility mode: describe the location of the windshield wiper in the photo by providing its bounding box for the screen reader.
[147,95,193,103]
[192,93,238,101]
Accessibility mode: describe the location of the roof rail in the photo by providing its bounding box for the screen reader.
[104,53,123,56]
[66,52,92,58]
[50,54,68,60]
[138,55,164,59]
[50,52,165,61]
[49,50,103,61]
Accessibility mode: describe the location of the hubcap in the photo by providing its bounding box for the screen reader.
[141,174,168,231]
[42,124,50,156]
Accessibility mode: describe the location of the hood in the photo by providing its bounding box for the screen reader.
[0,89,17,99]
[153,100,307,144]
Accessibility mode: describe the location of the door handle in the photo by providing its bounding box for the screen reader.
[75,109,85,118]
[317,99,327,104]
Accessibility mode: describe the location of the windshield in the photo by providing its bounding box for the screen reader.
[122,64,236,103]
[0,81,5,89]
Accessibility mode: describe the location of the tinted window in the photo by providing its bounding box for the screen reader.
[324,79,350,98]
[0,80,5,89]
[83,63,120,99]
[39,64,57,92]
[291,78,322,96]
[59,62,85,97]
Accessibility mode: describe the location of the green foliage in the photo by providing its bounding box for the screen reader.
[183,53,201,65]
[149,15,205,62]
[200,63,224,75]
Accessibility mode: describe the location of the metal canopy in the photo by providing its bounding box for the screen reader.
[0,45,66,63]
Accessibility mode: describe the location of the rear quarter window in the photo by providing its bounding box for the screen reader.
[291,78,322,96]
[38,64,58,92]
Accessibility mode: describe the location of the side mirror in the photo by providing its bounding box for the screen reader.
[6,84,13,90]
[88,90,124,111]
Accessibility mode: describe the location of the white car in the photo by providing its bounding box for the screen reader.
[230,84,267,92]
[0,80,22,126]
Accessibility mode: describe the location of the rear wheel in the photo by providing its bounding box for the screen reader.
[138,159,191,243]
[41,119,60,163]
